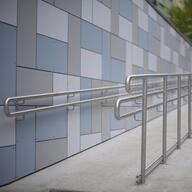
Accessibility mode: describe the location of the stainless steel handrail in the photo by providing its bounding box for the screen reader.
[115,73,192,184]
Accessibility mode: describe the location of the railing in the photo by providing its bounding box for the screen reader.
[115,73,192,184]
[4,73,191,185]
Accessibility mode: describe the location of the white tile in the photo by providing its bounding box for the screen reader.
[68,76,80,156]
[37,0,68,42]
[119,16,132,42]
[81,49,102,79]
[81,133,102,151]
[148,4,157,21]
[138,9,148,32]
[53,73,68,105]
[0,107,15,147]
[133,0,144,9]
[111,129,125,137]
[126,41,132,76]
[93,0,111,31]
[82,0,93,23]
[173,51,179,65]
[132,44,144,67]
[0,0,17,26]
[148,52,157,72]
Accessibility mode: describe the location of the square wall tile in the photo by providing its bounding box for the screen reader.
[126,41,132,76]
[37,34,68,74]
[138,9,148,32]
[36,108,68,141]
[0,146,15,186]
[119,16,132,42]
[111,0,119,35]
[132,44,144,67]
[93,0,111,31]
[0,107,15,147]
[82,0,93,22]
[138,27,149,50]
[119,0,133,21]
[149,17,160,40]
[81,133,101,151]
[0,22,16,104]
[0,0,17,26]
[36,138,68,170]
[148,52,157,72]
[173,51,179,65]
[133,0,144,9]
[81,49,102,80]
[148,4,157,21]
[81,20,102,53]
[37,0,68,42]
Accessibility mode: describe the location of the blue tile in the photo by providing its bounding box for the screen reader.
[0,22,16,104]
[37,34,68,73]
[111,58,125,83]
[111,111,125,130]
[102,31,111,81]
[80,78,92,135]
[132,65,144,74]
[119,0,133,21]
[0,146,15,186]
[81,21,102,53]
[36,108,68,141]
[149,17,160,40]
[138,27,149,50]
[16,107,35,178]
[159,58,172,73]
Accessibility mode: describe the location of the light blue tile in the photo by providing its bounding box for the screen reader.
[138,27,149,50]
[111,58,125,83]
[0,146,15,186]
[81,21,102,53]
[159,58,172,73]
[16,107,35,178]
[110,111,125,130]
[0,22,16,104]
[119,0,133,21]
[102,31,111,81]
[149,17,160,40]
[80,78,92,135]
[37,34,68,73]
[36,108,68,141]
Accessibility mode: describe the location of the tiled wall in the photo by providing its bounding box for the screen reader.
[0,0,192,186]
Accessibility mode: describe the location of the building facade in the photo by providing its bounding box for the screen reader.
[0,0,192,186]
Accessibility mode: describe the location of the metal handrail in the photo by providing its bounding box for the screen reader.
[115,73,192,184]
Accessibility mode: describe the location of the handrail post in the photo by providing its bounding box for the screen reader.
[162,76,167,163]
[140,78,147,184]
[177,76,181,149]
[188,75,191,138]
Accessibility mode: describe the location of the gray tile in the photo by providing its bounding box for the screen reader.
[36,108,68,141]
[111,0,119,35]
[149,17,161,40]
[143,50,148,73]
[111,35,126,61]
[0,22,16,104]
[55,0,81,17]
[101,107,111,141]
[98,0,112,8]
[17,0,36,68]
[81,20,102,53]
[132,65,144,74]
[132,4,138,45]
[36,138,68,170]
[17,67,53,105]
[110,110,125,130]
[138,27,149,51]
[149,35,160,56]
[37,34,68,74]
[159,58,172,73]
[0,146,15,186]
[44,0,54,5]
[143,0,148,13]
[102,31,111,81]
[16,107,35,178]
[92,80,102,134]
[68,15,81,76]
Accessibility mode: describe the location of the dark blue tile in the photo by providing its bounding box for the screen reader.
[0,146,15,186]
[0,22,16,104]
[81,21,102,53]
[37,34,68,73]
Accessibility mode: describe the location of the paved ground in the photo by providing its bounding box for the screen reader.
[1,104,192,192]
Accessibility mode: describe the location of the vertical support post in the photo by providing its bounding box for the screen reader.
[140,78,148,184]
[177,76,181,149]
[188,75,191,138]
[162,76,167,163]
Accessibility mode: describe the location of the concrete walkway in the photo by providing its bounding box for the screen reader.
[1,104,192,192]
